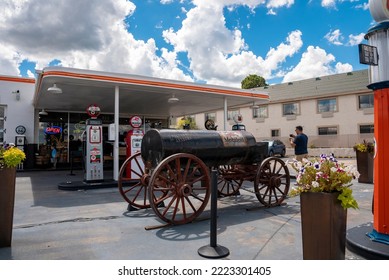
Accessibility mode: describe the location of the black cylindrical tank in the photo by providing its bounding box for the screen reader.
[141,129,268,167]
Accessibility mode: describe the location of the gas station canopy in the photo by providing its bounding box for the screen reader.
[33,67,269,118]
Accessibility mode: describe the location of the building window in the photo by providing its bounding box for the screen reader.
[227,110,239,120]
[271,129,280,137]
[253,105,268,118]
[0,106,5,144]
[318,98,337,113]
[358,94,374,109]
[282,103,299,116]
[318,126,338,135]
[205,112,216,122]
[359,124,374,134]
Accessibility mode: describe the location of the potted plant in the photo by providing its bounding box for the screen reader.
[288,154,359,259]
[353,140,374,183]
[0,145,26,247]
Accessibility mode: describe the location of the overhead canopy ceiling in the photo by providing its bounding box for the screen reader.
[34,67,269,119]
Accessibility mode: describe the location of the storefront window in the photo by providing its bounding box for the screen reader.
[36,112,168,167]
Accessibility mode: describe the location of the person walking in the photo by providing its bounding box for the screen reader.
[290,125,308,161]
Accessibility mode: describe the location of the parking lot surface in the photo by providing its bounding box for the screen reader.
[0,160,375,260]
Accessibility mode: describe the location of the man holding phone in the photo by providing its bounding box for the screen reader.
[290,125,308,161]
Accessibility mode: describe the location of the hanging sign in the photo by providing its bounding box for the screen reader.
[86,104,101,118]
[129,116,143,128]
[15,125,26,135]
[45,126,62,135]
[358,44,378,66]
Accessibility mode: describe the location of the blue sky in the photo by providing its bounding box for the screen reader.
[0,0,374,87]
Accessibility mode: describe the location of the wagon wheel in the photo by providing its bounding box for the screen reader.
[148,153,211,225]
[254,157,290,207]
[118,151,151,209]
[217,165,243,196]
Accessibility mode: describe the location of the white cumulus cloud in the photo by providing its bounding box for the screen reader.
[325,29,344,45]
[348,33,365,46]
[282,46,352,82]
[0,0,193,81]
[321,0,336,8]
[0,0,355,87]
[163,1,302,86]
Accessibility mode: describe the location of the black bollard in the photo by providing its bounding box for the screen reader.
[198,169,230,258]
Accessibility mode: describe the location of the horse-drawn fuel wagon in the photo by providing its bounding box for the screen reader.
[118,129,290,225]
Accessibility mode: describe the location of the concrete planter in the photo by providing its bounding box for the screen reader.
[0,167,17,247]
[300,192,347,260]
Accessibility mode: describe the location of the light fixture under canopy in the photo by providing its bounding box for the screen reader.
[39,109,48,116]
[47,83,62,94]
[168,94,179,103]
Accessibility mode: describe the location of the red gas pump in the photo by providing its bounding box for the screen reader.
[125,116,144,179]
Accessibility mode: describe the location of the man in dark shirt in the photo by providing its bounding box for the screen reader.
[290,125,308,161]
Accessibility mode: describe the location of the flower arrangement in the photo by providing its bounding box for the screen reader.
[0,145,26,169]
[353,140,374,153]
[287,154,360,209]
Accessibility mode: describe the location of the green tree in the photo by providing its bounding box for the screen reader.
[241,74,267,89]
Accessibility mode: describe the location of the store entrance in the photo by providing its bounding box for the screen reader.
[35,112,168,170]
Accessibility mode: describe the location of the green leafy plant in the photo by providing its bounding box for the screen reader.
[0,146,26,169]
[353,140,374,153]
[287,154,359,209]
[176,116,198,130]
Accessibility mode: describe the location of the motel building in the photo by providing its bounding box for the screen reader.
[191,69,374,151]
[0,67,373,179]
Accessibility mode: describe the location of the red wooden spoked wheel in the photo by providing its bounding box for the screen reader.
[148,153,211,225]
[118,152,151,209]
[217,165,243,196]
[254,157,290,207]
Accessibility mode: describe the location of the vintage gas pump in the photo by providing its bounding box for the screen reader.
[346,0,389,258]
[125,116,144,179]
[84,104,104,182]
[364,0,389,241]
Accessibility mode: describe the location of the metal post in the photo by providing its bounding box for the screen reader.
[223,97,228,131]
[198,169,230,258]
[113,86,119,181]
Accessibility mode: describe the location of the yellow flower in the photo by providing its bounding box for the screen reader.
[0,147,26,168]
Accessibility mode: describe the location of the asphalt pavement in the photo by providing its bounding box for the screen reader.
[0,158,377,260]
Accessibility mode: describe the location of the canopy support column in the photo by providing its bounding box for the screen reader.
[113,86,119,181]
[223,97,228,130]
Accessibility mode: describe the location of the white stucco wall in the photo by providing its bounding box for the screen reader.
[0,78,35,145]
